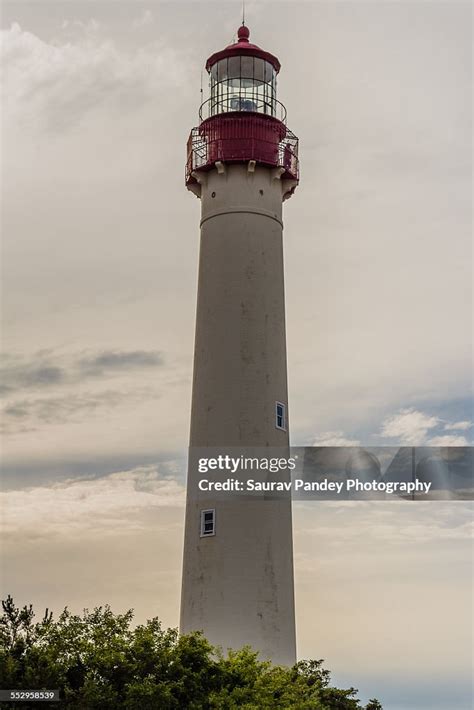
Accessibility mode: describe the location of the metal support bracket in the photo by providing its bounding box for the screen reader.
[191,170,207,186]
[271,167,285,181]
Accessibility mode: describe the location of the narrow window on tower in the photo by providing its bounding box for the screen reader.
[200,509,216,537]
[276,402,286,431]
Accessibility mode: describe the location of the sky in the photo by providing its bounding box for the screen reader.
[1,2,472,709]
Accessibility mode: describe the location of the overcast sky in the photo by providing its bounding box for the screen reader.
[1,2,472,709]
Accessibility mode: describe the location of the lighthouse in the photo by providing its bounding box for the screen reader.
[180,24,299,665]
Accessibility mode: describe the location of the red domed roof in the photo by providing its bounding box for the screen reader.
[205,25,281,73]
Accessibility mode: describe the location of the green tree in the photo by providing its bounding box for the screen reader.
[0,596,382,710]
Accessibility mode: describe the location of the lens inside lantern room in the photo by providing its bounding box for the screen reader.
[209,57,277,117]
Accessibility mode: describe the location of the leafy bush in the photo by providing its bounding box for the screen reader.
[0,596,382,709]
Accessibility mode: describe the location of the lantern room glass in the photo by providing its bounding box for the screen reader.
[209,56,277,117]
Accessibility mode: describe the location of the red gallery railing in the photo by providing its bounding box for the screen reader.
[186,113,299,186]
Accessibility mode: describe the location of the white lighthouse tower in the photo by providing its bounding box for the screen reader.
[180,24,299,666]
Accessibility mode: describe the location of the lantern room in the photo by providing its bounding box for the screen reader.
[186,25,299,197]
[200,25,283,121]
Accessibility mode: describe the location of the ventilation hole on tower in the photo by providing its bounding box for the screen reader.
[259,189,264,195]
[211,191,216,198]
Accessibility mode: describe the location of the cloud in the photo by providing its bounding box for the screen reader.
[61,18,101,35]
[132,10,154,30]
[78,350,163,376]
[0,364,64,393]
[312,431,360,446]
[2,388,158,427]
[426,434,470,447]
[0,350,164,396]
[379,408,440,445]
[1,22,187,131]
[1,465,185,539]
[311,409,473,448]
[294,500,473,548]
[444,421,472,432]
[0,350,167,434]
